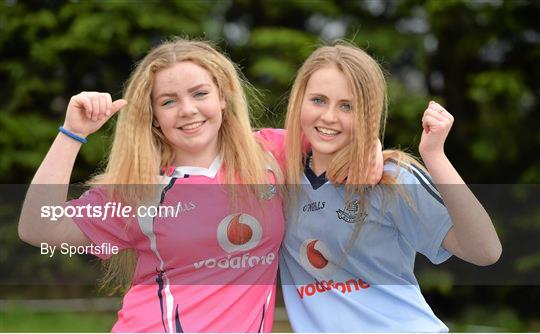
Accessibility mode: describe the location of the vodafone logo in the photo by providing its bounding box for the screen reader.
[193,213,273,270]
[299,239,336,279]
[305,240,328,269]
[297,239,371,298]
[296,278,371,299]
[217,213,262,253]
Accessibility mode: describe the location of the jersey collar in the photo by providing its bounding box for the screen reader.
[161,155,222,179]
[304,151,328,190]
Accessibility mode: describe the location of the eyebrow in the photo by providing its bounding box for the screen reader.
[155,92,178,100]
[307,93,353,102]
[187,83,211,93]
[154,83,212,100]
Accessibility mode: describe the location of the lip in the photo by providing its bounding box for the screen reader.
[314,126,341,140]
[177,120,206,134]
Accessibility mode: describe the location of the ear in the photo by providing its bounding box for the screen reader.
[220,95,226,112]
[152,118,160,128]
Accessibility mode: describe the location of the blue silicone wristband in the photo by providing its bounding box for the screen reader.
[58,126,87,144]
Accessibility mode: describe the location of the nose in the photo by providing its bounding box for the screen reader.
[320,105,338,123]
[177,100,197,117]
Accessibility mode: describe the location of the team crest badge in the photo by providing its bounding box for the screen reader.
[259,184,277,200]
[336,200,367,224]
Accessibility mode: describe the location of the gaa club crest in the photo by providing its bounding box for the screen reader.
[336,200,367,224]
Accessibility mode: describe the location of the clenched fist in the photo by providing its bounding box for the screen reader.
[419,101,454,159]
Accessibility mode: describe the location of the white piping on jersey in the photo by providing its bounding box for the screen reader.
[137,177,176,333]
[170,155,222,178]
[408,164,433,186]
[164,277,175,333]
[408,164,440,195]
[260,286,273,331]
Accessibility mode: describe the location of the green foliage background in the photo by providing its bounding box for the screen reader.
[1,0,539,331]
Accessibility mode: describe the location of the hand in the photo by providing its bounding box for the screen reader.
[63,92,127,138]
[366,138,383,184]
[419,101,454,160]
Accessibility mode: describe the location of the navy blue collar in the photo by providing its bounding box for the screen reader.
[304,152,328,190]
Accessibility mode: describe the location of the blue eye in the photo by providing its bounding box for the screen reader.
[341,103,352,112]
[311,97,324,105]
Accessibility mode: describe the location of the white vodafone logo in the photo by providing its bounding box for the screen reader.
[217,213,262,253]
[299,239,337,280]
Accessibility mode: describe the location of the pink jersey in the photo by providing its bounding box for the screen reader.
[70,148,284,332]
[255,128,287,167]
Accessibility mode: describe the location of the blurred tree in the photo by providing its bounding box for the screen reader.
[1,0,539,330]
[0,0,219,183]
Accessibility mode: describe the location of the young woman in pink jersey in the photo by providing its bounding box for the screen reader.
[18,38,286,332]
[277,41,502,331]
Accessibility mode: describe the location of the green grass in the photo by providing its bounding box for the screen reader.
[1,311,117,332]
[2,310,536,333]
[0,311,294,332]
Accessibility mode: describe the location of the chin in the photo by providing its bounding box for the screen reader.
[311,145,342,156]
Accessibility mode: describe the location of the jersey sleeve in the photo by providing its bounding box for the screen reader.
[68,188,132,259]
[254,128,287,167]
[386,163,453,264]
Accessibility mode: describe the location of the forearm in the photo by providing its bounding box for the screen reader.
[32,133,82,184]
[423,153,502,265]
[19,133,82,243]
[19,92,126,246]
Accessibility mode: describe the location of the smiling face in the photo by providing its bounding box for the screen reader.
[300,65,354,172]
[152,61,225,167]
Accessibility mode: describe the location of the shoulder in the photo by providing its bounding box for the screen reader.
[383,160,444,207]
[255,128,286,148]
[383,160,432,185]
[77,186,109,203]
[254,128,286,163]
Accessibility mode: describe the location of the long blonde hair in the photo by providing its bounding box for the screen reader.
[90,38,282,294]
[284,41,425,259]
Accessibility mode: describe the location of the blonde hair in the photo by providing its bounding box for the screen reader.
[90,38,282,294]
[285,40,422,190]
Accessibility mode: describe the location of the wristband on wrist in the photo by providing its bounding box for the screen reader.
[58,126,87,144]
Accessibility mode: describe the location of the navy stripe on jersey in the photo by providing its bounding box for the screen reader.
[411,164,437,189]
[156,270,167,332]
[175,304,183,332]
[160,177,178,204]
[257,303,266,332]
[156,179,178,332]
[409,164,444,206]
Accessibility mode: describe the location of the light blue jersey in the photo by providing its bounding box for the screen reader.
[280,161,453,332]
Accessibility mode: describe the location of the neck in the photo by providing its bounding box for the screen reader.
[173,147,219,169]
[310,151,331,176]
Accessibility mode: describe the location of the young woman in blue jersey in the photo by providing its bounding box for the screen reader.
[278,41,502,332]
